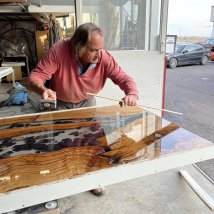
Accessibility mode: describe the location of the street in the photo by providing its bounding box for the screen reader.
[164,61,214,143]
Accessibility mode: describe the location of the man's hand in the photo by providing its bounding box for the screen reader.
[120,94,138,107]
[42,89,57,100]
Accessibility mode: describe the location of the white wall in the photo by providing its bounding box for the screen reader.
[97,51,165,116]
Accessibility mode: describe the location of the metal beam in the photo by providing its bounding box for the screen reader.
[0,5,22,12]
[28,5,75,13]
[0,0,27,3]
[159,0,169,53]
[74,0,82,27]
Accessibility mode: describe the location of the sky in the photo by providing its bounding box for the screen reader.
[167,0,214,37]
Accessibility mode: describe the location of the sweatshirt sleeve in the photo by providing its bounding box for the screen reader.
[104,51,139,97]
[28,45,58,84]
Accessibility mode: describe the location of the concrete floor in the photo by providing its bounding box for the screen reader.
[57,165,214,214]
[0,73,213,213]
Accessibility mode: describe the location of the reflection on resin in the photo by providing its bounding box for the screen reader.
[0,106,153,158]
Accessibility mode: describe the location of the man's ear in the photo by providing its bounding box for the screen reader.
[77,47,86,58]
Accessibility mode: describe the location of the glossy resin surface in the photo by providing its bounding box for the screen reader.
[0,105,213,193]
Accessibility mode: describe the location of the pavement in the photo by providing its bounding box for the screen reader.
[164,61,214,143]
[58,165,213,214]
[0,62,214,213]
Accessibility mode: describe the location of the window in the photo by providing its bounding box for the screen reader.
[209,39,214,45]
[195,44,203,51]
[82,0,161,51]
[185,45,195,52]
[57,14,76,38]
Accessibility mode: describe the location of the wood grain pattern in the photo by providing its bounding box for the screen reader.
[0,123,181,192]
[0,106,150,192]
[104,123,180,163]
[0,146,111,193]
[0,0,27,3]
[3,105,206,194]
[0,105,145,126]
[0,120,109,140]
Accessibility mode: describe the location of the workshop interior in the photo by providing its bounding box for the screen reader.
[0,0,162,113]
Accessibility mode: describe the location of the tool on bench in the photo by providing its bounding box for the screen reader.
[86,92,183,115]
[0,82,57,111]
[27,97,57,111]
[38,99,57,111]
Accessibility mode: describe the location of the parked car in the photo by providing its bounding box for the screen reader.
[198,38,214,50]
[166,43,210,68]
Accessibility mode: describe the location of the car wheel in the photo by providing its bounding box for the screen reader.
[200,56,208,65]
[168,58,178,68]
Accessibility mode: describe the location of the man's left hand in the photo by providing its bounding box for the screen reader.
[120,94,138,107]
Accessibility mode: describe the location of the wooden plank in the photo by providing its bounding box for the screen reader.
[0,120,99,140]
[0,105,145,126]
[0,105,214,213]
[0,105,213,197]
[104,123,180,163]
[6,66,22,81]
[0,122,179,193]
[0,146,112,193]
[40,209,59,214]
[0,0,27,3]
[0,106,173,193]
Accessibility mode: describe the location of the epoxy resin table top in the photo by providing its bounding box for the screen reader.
[0,105,213,193]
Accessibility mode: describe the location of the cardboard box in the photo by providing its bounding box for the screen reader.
[7,66,22,81]
[37,208,59,214]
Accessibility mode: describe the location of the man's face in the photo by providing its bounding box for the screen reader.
[80,31,104,65]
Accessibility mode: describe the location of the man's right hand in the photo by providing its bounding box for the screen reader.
[42,89,56,100]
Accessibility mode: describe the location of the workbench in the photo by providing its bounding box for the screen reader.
[1,62,25,82]
[3,55,30,76]
[0,67,15,85]
[0,105,214,213]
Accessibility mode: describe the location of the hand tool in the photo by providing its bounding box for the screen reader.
[38,99,57,111]
[0,82,57,111]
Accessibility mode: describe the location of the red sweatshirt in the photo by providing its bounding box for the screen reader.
[29,39,138,103]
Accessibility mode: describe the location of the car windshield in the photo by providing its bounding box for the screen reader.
[175,44,186,53]
[205,39,214,45]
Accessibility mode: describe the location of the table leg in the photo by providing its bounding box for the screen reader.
[11,69,15,86]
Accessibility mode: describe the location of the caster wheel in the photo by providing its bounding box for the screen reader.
[44,200,58,210]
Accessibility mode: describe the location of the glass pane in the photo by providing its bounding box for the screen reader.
[57,14,76,38]
[82,0,161,51]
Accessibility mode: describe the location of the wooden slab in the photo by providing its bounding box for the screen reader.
[0,0,27,3]
[0,105,213,194]
[0,146,111,193]
[0,105,145,126]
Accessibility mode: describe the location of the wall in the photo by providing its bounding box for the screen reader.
[97,51,165,116]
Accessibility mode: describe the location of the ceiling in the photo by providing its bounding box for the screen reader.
[0,0,34,21]
[0,13,36,22]
[0,1,70,23]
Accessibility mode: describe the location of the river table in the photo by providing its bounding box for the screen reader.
[0,105,214,213]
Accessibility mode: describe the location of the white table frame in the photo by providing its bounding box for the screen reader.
[0,67,15,85]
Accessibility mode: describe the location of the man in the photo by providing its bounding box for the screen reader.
[28,22,139,196]
[29,22,138,108]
